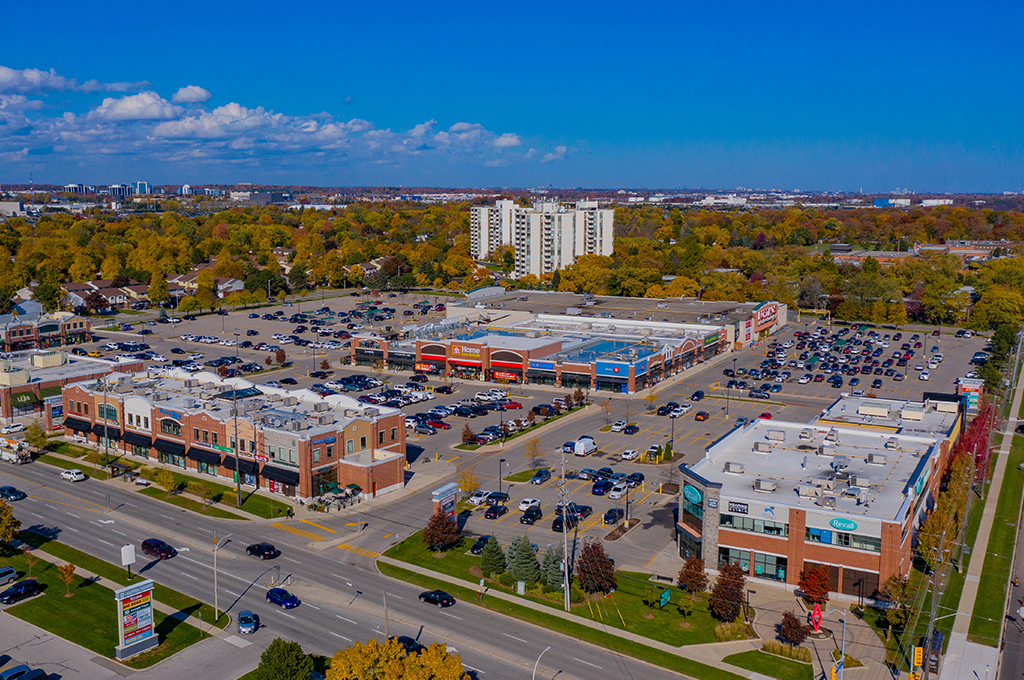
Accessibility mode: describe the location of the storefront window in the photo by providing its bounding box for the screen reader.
[720,514,788,536]
[718,547,750,572]
[131,444,148,458]
[682,498,703,533]
[753,553,787,581]
[198,461,217,475]
[158,452,186,468]
[161,419,181,437]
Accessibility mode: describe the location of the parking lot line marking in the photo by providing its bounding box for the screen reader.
[272,522,324,541]
[298,519,337,534]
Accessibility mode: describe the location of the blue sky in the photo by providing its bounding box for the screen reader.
[1,0,1021,191]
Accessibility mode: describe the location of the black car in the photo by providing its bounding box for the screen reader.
[0,579,39,604]
[435,385,454,394]
[626,472,645,488]
[484,504,508,519]
[171,348,186,354]
[623,424,640,435]
[393,635,426,655]
[280,377,298,385]
[551,515,578,533]
[564,504,593,520]
[247,329,259,336]
[691,390,705,401]
[419,590,455,608]
[310,370,330,379]
[470,535,491,555]
[485,492,509,506]
[141,538,176,560]
[520,506,543,525]
[409,374,428,383]
[246,543,280,560]
[603,508,625,525]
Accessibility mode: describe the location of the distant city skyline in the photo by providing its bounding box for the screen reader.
[1,0,1022,192]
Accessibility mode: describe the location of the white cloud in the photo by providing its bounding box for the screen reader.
[408,119,436,137]
[449,122,483,133]
[87,91,180,121]
[171,85,212,104]
[79,78,150,93]
[542,145,568,163]
[494,133,522,148]
[0,66,76,94]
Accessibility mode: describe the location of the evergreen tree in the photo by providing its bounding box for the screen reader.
[504,534,524,574]
[508,535,540,583]
[541,543,564,589]
[255,638,313,680]
[480,537,506,578]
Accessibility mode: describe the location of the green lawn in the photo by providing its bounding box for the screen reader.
[722,650,813,680]
[378,562,745,680]
[36,454,110,480]
[44,441,90,458]
[503,467,548,483]
[0,549,204,668]
[140,487,246,520]
[383,531,726,646]
[138,468,291,519]
[18,531,229,629]
[968,434,1024,645]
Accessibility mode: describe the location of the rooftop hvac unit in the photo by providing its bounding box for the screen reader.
[753,441,773,453]
[816,445,834,457]
[290,420,304,431]
[724,461,744,474]
[799,429,814,441]
[818,496,837,509]
[884,438,899,450]
[364,408,379,417]
[831,456,851,471]
[851,474,871,488]
[797,484,822,498]
[267,394,282,402]
[765,430,786,442]
[272,418,283,428]
[317,414,333,426]
[184,379,199,388]
[283,397,298,406]
[867,453,887,466]
[182,397,196,409]
[313,401,329,412]
[824,430,839,444]
[820,478,836,491]
[753,478,777,493]
[152,391,166,401]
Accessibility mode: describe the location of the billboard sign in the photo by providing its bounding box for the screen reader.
[115,579,155,648]
[753,302,779,331]
[595,362,629,378]
[451,345,480,358]
[529,361,554,371]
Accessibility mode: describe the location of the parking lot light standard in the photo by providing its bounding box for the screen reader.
[498,458,505,495]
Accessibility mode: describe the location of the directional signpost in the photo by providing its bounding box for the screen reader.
[659,588,671,609]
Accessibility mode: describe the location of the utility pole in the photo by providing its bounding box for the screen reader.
[922,531,946,680]
[102,378,109,468]
[560,445,570,612]
[383,591,389,638]
[213,533,231,624]
[233,388,241,508]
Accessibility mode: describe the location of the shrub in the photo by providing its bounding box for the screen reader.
[569,583,585,603]
[714,620,749,642]
[762,640,812,663]
[779,610,811,645]
[576,540,616,594]
[498,572,515,587]
[507,535,540,584]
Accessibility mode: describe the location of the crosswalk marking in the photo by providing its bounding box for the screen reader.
[272,522,324,541]
[299,518,337,534]
[336,543,380,558]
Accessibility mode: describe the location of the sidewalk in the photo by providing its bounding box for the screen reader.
[941,375,1024,679]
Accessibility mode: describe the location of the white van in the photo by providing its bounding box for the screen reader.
[574,438,597,457]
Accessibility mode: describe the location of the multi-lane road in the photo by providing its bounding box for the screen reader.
[0,458,691,680]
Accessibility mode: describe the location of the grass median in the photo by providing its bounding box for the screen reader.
[377,561,745,680]
[0,547,207,669]
[137,468,291,519]
[140,486,245,520]
[17,530,229,629]
[722,650,813,680]
[36,454,110,480]
[503,467,548,483]
[968,434,1024,645]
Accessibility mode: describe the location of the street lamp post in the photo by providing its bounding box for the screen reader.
[234,332,239,360]
[532,646,551,680]
[498,458,505,495]
[828,608,847,680]
[214,533,231,624]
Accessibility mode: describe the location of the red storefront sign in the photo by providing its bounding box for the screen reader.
[493,370,519,380]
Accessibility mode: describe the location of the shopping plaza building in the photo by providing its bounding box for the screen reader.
[348,291,787,393]
[676,395,965,598]
[0,312,92,352]
[61,370,407,500]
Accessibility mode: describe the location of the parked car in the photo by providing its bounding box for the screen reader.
[0,423,24,435]
[608,482,629,500]
[468,490,492,505]
[485,492,510,506]
[484,504,508,519]
[577,468,596,480]
[60,469,86,482]
[0,579,39,605]
[518,498,540,511]
[470,535,491,555]
[591,479,613,496]
[620,449,639,461]
[626,472,645,487]
[266,588,300,609]
[520,506,543,525]
[604,508,625,525]
[141,538,176,560]
[530,469,551,485]
[623,424,640,435]
[610,420,626,432]
[694,411,709,421]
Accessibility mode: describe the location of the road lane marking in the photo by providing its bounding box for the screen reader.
[573,657,601,668]
[112,530,127,536]
[31,512,44,519]
[441,612,462,620]
[336,615,358,624]
[184,573,198,580]
[66,527,78,532]
[45,504,58,510]
[160,514,176,521]
[283,557,301,564]
[329,632,351,641]
[298,519,337,534]
[386,592,403,599]
[336,543,379,558]
[272,522,324,541]
[97,538,114,547]
[502,633,528,643]
[278,612,296,619]
[67,512,79,518]
[305,604,320,610]
[225,590,240,597]
[462,664,485,673]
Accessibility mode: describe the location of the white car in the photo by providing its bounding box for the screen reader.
[188,353,204,360]
[914,363,924,371]
[797,375,812,384]
[621,449,639,461]
[405,417,418,428]
[928,362,938,370]
[0,422,25,435]
[475,392,496,402]
[149,354,167,362]
[670,404,692,418]
[608,482,629,500]
[611,420,626,433]
[263,381,282,388]
[61,469,86,482]
[518,498,541,511]
[919,371,931,381]
[468,490,492,505]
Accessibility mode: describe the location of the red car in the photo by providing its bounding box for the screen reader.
[504,401,522,409]
[427,419,451,430]
[758,412,773,419]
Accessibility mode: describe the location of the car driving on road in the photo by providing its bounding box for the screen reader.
[419,590,455,608]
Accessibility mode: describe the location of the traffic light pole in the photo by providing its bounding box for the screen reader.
[922,530,946,680]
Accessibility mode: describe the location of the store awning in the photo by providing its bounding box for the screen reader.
[122,430,151,448]
[221,455,258,475]
[187,447,222,466]
[261,465,299,486]
[11,391,39,406]
[153,438,186,456]
[449,359,481,367]
[39,386,63,399]
[92,423,121,440]
[345,483,362,491]
[62,417,91,432]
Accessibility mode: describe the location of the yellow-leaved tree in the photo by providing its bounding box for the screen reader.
[326,638,470,680]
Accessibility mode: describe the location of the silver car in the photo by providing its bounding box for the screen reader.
[237,610,259,634]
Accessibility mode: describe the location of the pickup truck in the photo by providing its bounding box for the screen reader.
[1,440,30,464]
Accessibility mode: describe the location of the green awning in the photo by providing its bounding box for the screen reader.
[39,386,63,398]
[345,483,362,491]
[11,391,39,405]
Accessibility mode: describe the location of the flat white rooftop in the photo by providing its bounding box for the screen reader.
[818,395,961,439]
